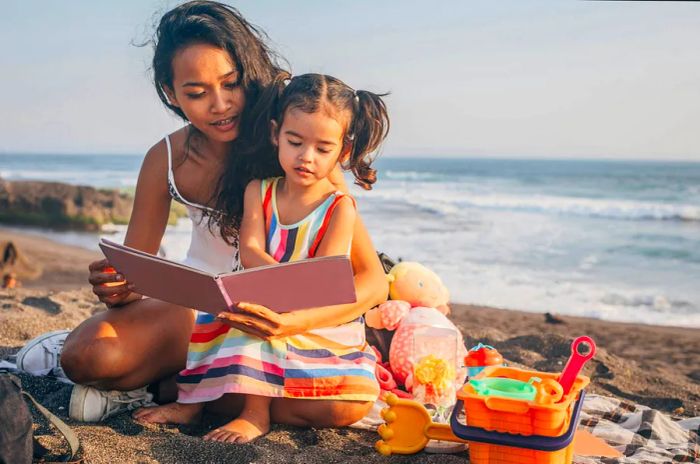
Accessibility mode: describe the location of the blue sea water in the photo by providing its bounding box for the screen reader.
[2,153,699,327]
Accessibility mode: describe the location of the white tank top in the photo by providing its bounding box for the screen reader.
[164,135,240,274]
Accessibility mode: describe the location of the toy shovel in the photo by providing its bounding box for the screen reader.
[558,336,596,397]
[376,393,466,455]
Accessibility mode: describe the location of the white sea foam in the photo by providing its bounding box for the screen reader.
[360,184,700,222]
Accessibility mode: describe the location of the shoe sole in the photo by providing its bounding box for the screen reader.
[15,329,71,372]
[69,385,90,422]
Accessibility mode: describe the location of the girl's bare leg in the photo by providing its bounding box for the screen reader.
[270,398,373,428]
[209,393,373,430]
[60,298,195,391]
[204,394,272,443]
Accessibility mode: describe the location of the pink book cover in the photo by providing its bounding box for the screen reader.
[98,239,356,314]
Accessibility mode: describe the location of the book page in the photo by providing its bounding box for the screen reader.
[99,239,228,313]
[217,255,357,313]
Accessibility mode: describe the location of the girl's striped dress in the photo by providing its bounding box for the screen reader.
[176,177,379,403]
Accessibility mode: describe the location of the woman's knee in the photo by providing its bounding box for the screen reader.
[61,320,127,385]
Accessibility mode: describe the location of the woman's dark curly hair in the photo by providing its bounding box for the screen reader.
[151,1,286,243]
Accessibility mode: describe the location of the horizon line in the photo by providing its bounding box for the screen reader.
[1,150,699,164]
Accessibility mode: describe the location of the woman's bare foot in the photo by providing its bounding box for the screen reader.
[132,402,203,425]
[204,395,271,443]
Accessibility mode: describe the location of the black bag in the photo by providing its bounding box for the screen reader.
[0,374,32,464]
[377,252,398,274]
[0,373,82,464]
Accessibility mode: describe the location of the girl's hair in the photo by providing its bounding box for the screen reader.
[262,73,390,190]
[150,1,287,242]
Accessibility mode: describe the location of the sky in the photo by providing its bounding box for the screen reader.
[1,1,699,160]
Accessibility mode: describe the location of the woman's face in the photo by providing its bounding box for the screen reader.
[165,43,245,143]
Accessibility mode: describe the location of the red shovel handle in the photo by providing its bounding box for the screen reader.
[558,336,596,396]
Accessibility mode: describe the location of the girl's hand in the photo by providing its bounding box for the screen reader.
[88,259,140,308]
[215,302,305,340]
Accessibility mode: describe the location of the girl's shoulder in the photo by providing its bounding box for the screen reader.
[258,176,283,194]
[330,192,357,214]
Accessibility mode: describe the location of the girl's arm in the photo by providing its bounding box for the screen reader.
[239,180,278,268]
[89,139,172,306]
[285,210,387,332]
[313,196,356,257]
[218,205,388,338]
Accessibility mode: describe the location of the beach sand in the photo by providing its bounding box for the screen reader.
[1,227,698,463]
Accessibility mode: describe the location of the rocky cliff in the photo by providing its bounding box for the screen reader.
[0,178,133,230]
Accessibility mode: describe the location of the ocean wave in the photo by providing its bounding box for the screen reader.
[458,194,700,222]
[383,170,447,182]
[363,187,700,222]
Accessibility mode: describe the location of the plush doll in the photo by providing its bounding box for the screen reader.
[366,262,467,392]
[366,261,452,330]
[386,261,451,314]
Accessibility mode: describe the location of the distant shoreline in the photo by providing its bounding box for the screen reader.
[2,152,699,163]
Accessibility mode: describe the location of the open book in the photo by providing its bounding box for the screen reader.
[98,239,356,314]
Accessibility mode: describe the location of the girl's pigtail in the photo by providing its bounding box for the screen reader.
[347,90,390,190]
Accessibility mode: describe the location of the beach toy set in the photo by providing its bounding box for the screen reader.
[376,336,596,464]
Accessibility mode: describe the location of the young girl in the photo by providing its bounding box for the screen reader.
[138,73,390,443]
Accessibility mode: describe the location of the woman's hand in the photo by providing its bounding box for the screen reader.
[88,259,140,308]
[215,302,306,340]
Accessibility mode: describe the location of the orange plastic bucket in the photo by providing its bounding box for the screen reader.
[455,366,589,464]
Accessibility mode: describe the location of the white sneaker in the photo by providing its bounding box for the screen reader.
[15,329,73,383]
[69,384,155,422]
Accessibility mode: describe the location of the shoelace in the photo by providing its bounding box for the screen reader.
[101,389,154,421]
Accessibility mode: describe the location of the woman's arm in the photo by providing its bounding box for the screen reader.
[328,164,349,193]
[88,140,172,306]
[239,180,278,268]
[123,140,172,252]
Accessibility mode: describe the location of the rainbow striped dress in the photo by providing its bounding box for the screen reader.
[176,177,379,403]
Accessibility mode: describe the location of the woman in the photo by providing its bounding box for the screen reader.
[44,1,386,435]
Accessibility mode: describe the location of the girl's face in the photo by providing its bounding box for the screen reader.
[273,107,348,188]
[165,43,244,144]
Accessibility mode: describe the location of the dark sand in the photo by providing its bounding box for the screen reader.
[1,227,698,463]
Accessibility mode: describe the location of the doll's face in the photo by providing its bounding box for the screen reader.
[392,266,445,307]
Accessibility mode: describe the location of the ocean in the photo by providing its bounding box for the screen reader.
[2,153,699,327]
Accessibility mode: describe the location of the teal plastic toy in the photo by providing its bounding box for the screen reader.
[468,376,542,401]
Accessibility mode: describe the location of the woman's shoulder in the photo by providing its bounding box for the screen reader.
[138,128,190,189]
[147,127,189,163]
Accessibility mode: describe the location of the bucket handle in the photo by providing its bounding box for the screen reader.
[484,396,531,414]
